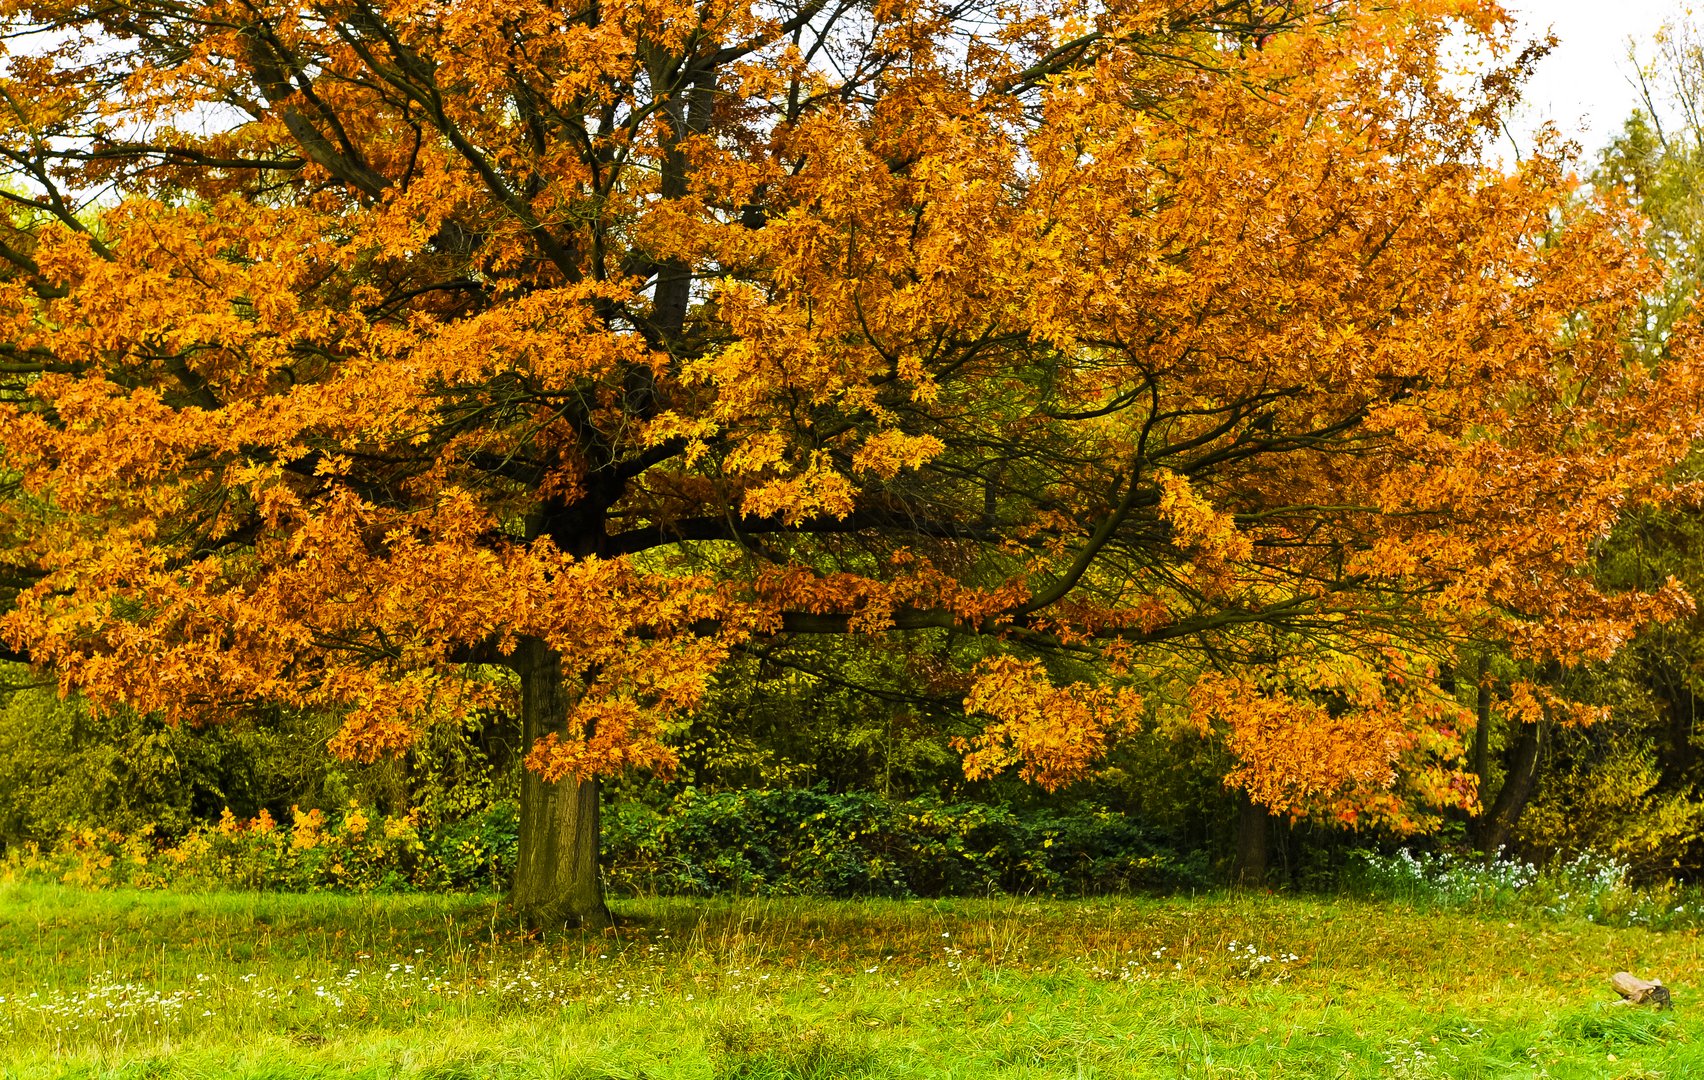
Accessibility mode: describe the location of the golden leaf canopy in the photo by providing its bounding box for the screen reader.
[0,0,1696,820]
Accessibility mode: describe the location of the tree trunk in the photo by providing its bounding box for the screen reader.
[1656,661,1698,792]
[1471,652,1492,802]
[512,637,612,931]
[1477,713,1546,859]
[1233,793,1269,887]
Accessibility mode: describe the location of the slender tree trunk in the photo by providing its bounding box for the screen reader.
[1658,664,1698,792]
[1471,652,1492,810]
[512,637,612,931]
[1477,715,1546,859]
[1233,793,1269,887]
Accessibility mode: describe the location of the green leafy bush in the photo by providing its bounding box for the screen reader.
[0,687,342,847]
[10,788,1207,898]
[602,787,1209,899]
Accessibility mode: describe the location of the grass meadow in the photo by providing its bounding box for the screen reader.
[0,880,1698,1078]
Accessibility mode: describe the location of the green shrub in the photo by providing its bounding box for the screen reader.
[602,787,1209,899]
[9,788,1207,898]
[0,687,340,847]
[0,672,521,860]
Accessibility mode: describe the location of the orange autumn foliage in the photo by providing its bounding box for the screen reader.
[0,0,1695,832]
[960,656,1143,790]
[1186,658,1479,833]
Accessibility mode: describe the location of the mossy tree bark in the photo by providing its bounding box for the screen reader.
[512,636,612,931]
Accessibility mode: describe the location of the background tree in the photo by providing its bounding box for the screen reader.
[0,0,1698,927]
[1487,23,1704,875]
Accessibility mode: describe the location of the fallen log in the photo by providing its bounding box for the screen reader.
[1611,972,1672,1010]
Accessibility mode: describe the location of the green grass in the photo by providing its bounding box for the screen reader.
[0,881,1699,1077]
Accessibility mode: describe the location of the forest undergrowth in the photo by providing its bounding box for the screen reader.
[0,879,1698,1078]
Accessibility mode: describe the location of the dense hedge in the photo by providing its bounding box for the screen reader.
[11,788,1209,898]
[603,788,1209,898]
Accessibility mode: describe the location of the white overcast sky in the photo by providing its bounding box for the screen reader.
[1499,0,1686,155]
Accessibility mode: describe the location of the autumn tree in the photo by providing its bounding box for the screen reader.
[1480,17,1704,874]
[0,0,1698,926]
